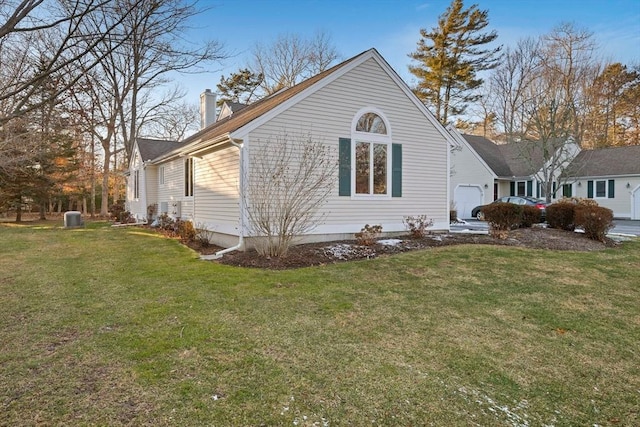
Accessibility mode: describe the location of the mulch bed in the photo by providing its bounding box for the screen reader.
[184,227,621,270]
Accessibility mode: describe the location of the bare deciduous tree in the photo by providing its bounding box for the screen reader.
[0,0,143,126]
[485,23,602,202]
[71,0,226,215]
[251,31,339,95]
[245,132,338,257]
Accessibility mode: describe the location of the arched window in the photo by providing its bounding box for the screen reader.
[351,109,393,196]
[356,112,387,134]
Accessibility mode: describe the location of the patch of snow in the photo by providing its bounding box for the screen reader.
[378,239,403,246]
[451,219,468,225]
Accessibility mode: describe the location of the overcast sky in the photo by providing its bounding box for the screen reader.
[178,0,640,103]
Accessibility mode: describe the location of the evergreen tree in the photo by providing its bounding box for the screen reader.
[408,0,501,125]
[216,68,264,106]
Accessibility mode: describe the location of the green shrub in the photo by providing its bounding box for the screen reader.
[521,205,542,228]
[355,224,382,246]
[402,215,434,238]
[546,201,576,231]
[575,205,614,242]
[482,203,522,239]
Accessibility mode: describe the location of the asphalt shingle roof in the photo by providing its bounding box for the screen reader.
[570,145,640,177]
[136,138,186,162]
[174,49,370,152]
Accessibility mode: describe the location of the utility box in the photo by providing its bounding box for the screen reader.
[64,211,83,228]
[170,201,181,218]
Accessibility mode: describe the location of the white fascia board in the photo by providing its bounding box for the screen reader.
[231,49,457,153]
[150,133,231,164]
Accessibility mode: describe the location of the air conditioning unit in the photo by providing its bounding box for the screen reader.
[171,201,181,217]
[64,211,83,228]
[159,202,168,214]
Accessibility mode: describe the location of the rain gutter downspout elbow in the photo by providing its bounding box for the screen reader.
[211,138,245,259]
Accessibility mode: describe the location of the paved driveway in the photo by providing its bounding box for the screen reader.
[451,219,640,237]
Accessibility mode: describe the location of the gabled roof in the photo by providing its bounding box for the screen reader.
[224,102,247,113]
[136,138,186,162]
[462,134,512,177]
[150,48,455,163]
[167,50,369,155]
[570,145,640,177]
[462,135,564,178]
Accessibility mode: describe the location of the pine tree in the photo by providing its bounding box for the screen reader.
[408,0,501,124]
[216,68,264,106]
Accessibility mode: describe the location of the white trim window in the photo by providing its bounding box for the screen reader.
[159,166,165,185]
[351,109,392,197]
[133,170,140,199]
[184,158,194,197]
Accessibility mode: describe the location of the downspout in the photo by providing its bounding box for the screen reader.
[211,138,245,259]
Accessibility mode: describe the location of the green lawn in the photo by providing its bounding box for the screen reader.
[1,221,639,426]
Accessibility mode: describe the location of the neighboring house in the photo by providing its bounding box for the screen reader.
[127,138,187,221]
[217,101,248,121]
[568,145,640,219]
[126,48,455,251]
[448,127,580,218]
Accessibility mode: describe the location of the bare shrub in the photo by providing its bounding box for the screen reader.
[403,215,434,238]
[483,202,522,239]
[575,205,613,242]
[194,223,215,247]
[520,205,542,228]
[355,224,382,246]
[547,201,576,231]
[176,220,196,243]
[245,132,337,258]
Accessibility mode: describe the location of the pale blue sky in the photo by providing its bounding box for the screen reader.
[179,0,640,102]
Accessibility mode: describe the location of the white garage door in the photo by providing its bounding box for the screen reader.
[455,185,483,219]
[633,187,640,220]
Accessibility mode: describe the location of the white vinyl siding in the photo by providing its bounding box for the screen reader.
[449,141,495,209]
[126,148,147,220]
[574,176,640,218]
[247,57,449,232]
[156,157,193,219]
[193,145,241,234]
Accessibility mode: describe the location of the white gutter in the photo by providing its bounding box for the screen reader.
[207,138,245,259]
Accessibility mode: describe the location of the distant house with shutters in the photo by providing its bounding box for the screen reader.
[448,127,640,219]
[447,127,579,219]
[126,48,455,253]
[567,145,640,219]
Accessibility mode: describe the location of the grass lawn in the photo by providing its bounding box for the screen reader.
[1,221,639,426]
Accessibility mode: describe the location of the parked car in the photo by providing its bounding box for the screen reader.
[471,196,548,220]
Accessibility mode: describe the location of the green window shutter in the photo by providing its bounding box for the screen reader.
[510,182,515,196]
[392,143,402,197]
[338,138,351,196]
[608,180,615,198]
[587,180,594,198]
[536,182,541,198]
[552,181,557,197]
[527,180,533,197]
